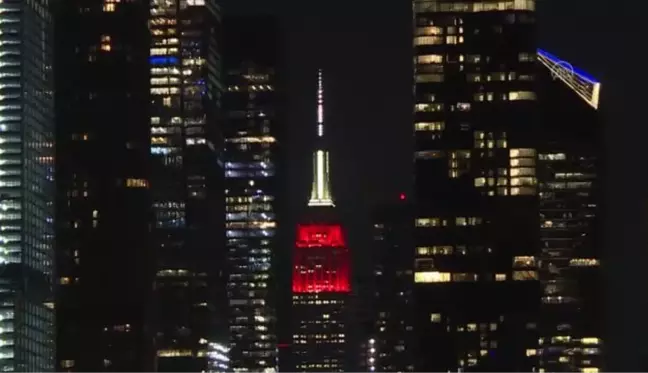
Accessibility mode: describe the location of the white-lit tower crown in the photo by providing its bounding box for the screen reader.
[308,69,335,207]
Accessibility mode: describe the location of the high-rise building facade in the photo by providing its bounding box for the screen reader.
[148,0,225,370]
[411,0,605,370]
[412,0,541,370]
[207,342,230,372]
[222,17,280,372]
[289,71,351,372]
[534,49,603,372]
[368,198,415,372]
[0,0,55,370]
[55,0,152,370]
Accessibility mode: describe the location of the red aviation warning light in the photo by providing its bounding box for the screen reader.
[292,224,351,293]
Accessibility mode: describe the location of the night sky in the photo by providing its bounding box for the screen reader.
[221,0,647,369]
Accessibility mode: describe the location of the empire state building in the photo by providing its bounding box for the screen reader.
[290,70,351,372]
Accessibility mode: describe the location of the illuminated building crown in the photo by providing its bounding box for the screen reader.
[308,69,335,208]
[536,49,601,110]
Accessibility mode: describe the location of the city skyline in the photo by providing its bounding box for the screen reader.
[2,0,642,370]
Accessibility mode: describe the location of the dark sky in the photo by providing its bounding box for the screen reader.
[221,0,648,369]
[218,0,612,259]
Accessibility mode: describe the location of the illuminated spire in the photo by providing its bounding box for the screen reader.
[308,70,335,207]
[317,69,324,137]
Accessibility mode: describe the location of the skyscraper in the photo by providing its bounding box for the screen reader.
[534,49,603,372]
[55,0,152,370]
[207,342,230,372]
[222,16,280,372]
[148,0,225,370]
[368,198,415,372]
[289,71,351,372]
[0,0,55,370]
[410,0,605,370]
[412,0,540,370]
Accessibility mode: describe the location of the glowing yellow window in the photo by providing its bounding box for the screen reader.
[126,178,149,188]
[414,271,451,283]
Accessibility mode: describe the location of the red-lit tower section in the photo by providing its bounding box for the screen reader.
[293,224,351,293]
[290,70,350,372]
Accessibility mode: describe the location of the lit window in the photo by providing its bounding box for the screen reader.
[509,91,537,101]
[414,121,445,131]
[518,52,535,62]
[126,178,149,188]
[581,337,600,345]
[456,102,471,111]
[430,313,441,322]
[416,74,444,83]
[414,36,443,46]
[414,150,445,160]
[415,26,443,35]
[512,270,538,281]
[495,273,506,281]
[101,43,111,52]
[415,218,441,227]
[61,360,75,368]
[510,187,536,196]
[417,246,453,255]
[414,271,451,283]
[510,148,535,158]
[455,217,481,226]
[156,349,193,357]
[415,103,444,112]
[452,273,478,282]
[511,177,536,187]
[569,258,600,267]
[510,167,535,177]
[513,256,536,268]
[59,277,71,285]
[417,54,443,64]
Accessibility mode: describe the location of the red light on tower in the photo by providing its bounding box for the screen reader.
[399,193,406,201]
[292,224,351,293]
[296,224,346,248]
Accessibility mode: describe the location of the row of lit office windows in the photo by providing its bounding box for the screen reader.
[414,270,538,283]
[415,217,482,227]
